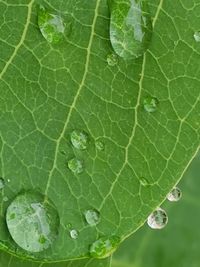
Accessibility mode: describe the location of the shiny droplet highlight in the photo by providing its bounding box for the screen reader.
[107,53,118,66]
[143,96,159,113]
[109,0,152,59]
[38,5,66,44]
[147,208,168,230]
[70,130,89,150]
[6,191,59,252]
[90,236,120,258]
[167,187,182,202]
[194,31,200,42]
[70,229,79,239]
[68,158,83,174]
[84,209,100,226]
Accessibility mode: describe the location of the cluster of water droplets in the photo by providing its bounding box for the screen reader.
[147,186,182,230]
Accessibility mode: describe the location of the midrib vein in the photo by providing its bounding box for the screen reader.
[44,0,101,196]
[0,0,34,79]
[99,0,164,209]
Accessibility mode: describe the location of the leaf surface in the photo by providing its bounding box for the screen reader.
[112,152,200,267]
[0,0,200,262]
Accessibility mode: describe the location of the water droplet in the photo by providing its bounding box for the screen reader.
[84,209,100,226]
[95,140,105,151]
[140,177,149,186]
[70,130,89,150]
[167,187,182,202]
[194,31,200,42]
[68,158,83,174]
[107,53,118,66]
[66,223,72,229]
[70,229,79,239]
[109,0,152,59]
[38,5,67,44]
[147,208,168,229]
[0,178,5,189]
[90,236,120,258]
[3,196,8,202]
[6,191,59,252]
[143,96,159,113]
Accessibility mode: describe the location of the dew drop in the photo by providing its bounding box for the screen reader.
[147,208,168,230]
[95,140,105,151]
[0,178,5,190]
[70,130,89,150]
[38,5,67,44]
[68,158,83,174]
[107,53,118,66]
[6,191,59,252]
[140,177,149,186]
[143,96,159,113]
[194,31,200,42]
[90,236,120,258]
[109,0,152,60]
[3,196,8,202]
[70,229,79,239]
[84,209,100,226]
[167,187,182,202]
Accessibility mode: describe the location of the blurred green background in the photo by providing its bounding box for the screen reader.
[0,152,199,267]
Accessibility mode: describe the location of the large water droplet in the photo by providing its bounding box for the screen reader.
[68,158,83,174]
[6,191,59,252]
[90,236,120,258]
[167,187,182,202]
[70,130,89,150]
[0,178,5,189]
[84,209,100,226]
[38,5,66,44]
[109,0,152,59]
[107,53,118,66]
[194,31,200,42]
[147,208,168,230]
[95,140,105,151]
[143,96,159,113]
[69,229,79,239]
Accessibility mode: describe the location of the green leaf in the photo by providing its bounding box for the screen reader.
[0,252,111,267]
[0,0,200,262]
[112,152,200,267]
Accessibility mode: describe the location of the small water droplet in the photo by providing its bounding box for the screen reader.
[90,236,120,258]
[107,53,118,66]
[38,5,67,44]
[6,191,59,252]
[140,177,149,186]
[109,0,152,59]
[68,158,83,174]
[194,31,200,42]
[3,196,8,202]
[0,178,5,190]
[66,223,72,229]
[167,187,182,202]
[70,130,89,150]
[95,140,105,151]
[143,96,159,113]
[147,208,168,230]
[70,229,79,239]
[84,209,100,226]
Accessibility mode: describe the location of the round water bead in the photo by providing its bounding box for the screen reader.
[6,191,59,252]
[70,130,89,150]
[84,209,100,226]
[107,53,118,66]
[70,229,79,239]
[167,187,182,202]
[143,96,159,113]
[68,158,83,174]
[147,208,168,230]
[90,236,120,258]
